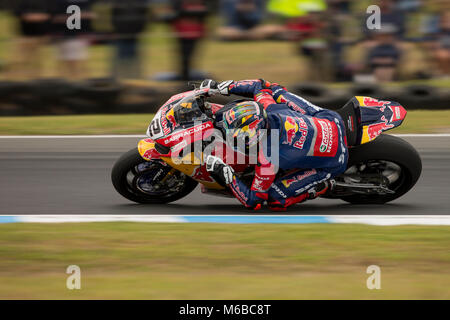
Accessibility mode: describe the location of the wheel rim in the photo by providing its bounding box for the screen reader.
[125,160,187,198]
[344,160,406,194]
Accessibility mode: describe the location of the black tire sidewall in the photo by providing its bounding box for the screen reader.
[111,148,198,204]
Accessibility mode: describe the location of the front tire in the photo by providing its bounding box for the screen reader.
[340,134,422,204]
[112,148,198,204]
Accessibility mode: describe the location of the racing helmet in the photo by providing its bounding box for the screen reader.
[221,100,267,153]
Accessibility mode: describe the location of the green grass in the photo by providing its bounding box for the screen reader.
[1,110,450,135]
[0,114,155,135]
[0,222,448,299]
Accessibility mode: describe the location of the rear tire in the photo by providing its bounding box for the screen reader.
[112,148,198,204]
[340,134,422,204]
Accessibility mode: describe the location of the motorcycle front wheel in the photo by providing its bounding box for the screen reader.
[111,148,198,204]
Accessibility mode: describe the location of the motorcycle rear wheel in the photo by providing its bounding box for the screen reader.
[339,134,422,204]
[111,148,198,204]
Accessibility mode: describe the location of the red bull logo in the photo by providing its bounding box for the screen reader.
[282,177,298,188]
[366,116,395,141]
[281,169,317,188]
[294,118,308,149]
[363,97,390,107]
[225,109,236,126]
[284,116,298,145]
[166,109,177,128]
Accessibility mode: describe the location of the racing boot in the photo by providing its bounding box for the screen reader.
[268,179,335,212]
[307,179,335,200]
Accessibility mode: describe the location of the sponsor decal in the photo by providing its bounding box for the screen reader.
[389,105,407,122]
[312,118,338,157]
[164,122,212,145]
[362,97,390,107]
[251,174,271,192]
[366,119,394,141]
[293,118,308,149]
[347,116,354,132]
[284,116,298,145]
[281,169,317,188]
[152,168,166,182]
[287,101,306,114]
[161,107,173,135]
[171,140,187,152]
[252,178,264,191]
[225,111,234,126]
[271,184,287,199]
[231,177,249,202]
[395,107,401,119]
[235,80,259,87]
[294,175,329,195]
[361,110,399,143]
[276,94,287,104]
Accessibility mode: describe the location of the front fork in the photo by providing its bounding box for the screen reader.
[137,138,225,190]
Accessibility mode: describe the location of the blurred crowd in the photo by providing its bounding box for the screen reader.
[0,0,449,83]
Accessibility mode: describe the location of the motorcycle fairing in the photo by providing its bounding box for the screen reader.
[160,153,225,190]
[140,120,225,190]
[355,96,407,144]
[162,88,209,109]
[139,139,225,189]
[138,139,161,161]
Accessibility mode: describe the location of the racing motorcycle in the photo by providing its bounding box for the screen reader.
[112,85,422,206]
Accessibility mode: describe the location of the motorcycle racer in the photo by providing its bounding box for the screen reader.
[201,79,348,211]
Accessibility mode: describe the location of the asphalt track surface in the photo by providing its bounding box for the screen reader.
[0,135,449,215]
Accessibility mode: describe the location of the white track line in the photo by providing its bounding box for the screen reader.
[0,134,449,139]
[393,134,450,137]
[1,215,449,226]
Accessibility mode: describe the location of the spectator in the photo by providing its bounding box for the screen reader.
[111,0,150,79]
[366,24,402,82]
[50,0,96,80]
[10,0,52,79]
[168,0,208,81]
[286,9,330,81]
[327,0,351,15]
[219,0,277,40]
[219,0,264,40]
[324,0,353,81]
[428,11,450,77]
[364,0,406,39]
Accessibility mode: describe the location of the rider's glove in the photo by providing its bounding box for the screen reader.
[200,79,218,91]
[200,79,233,96]
[216,80,234,95]
[259,79,272,89]
[205,155,234,187]
[259,79,284,90]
